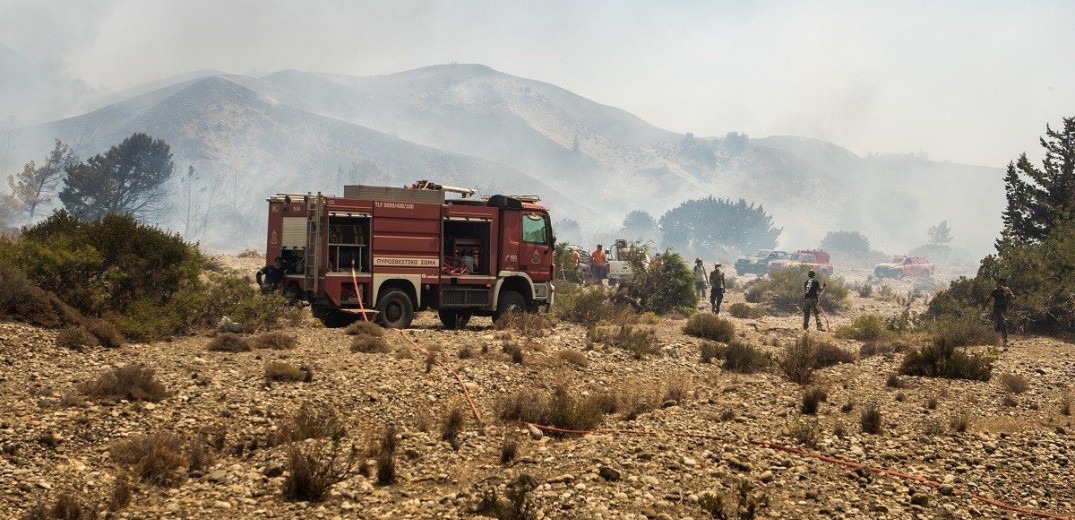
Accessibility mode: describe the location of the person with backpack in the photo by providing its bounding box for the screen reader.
[709,262,725,313]
[693,258,707,300]
[802,270,826,331]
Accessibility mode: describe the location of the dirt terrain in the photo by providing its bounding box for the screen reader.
[1,257,1073,519]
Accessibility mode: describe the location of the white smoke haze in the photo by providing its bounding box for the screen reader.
[0,0,1071,265]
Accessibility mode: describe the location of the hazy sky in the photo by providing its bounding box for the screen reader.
[1,0,1072,166]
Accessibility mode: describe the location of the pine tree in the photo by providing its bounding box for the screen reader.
[927,221,953,245]
[7,139,77,222]
[1001,116,1075,242]
[60,133,175,220]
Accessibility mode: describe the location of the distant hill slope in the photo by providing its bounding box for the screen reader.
[0,42,96,124]
[6,64,1006,257]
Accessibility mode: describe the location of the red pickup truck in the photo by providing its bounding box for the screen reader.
[767,249,834,277]
[874,256,933,279]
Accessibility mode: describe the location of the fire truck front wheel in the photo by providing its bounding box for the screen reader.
[376,289,414,329]
[493,290,527,321]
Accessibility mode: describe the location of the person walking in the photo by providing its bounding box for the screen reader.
[988,277,1015,346]
[693,258,707,300]
[709,262,725,314]
[802,270,826,331]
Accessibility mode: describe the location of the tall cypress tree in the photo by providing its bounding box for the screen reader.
[1001,116,1075,243]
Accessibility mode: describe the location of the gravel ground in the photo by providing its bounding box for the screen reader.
[1,269,1073,519]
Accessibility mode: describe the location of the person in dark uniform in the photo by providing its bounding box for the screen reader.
[802,270,826,331]
[709,263,725,314]
[988,277,1015,346]
[256,256,286,293]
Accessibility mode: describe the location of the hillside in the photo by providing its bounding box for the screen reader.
[5,64,1007,257]
[0,42,96,125]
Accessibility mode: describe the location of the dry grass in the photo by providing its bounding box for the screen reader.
[587,324,660,359]
[788,419,820,448]
[276,402,348,443]
[721,340,771,374]
[860,340,911,358]
[265,362,312,383]
[556,350,589,368]
[376,424,397,486]
[253,331,298,350]
[345,320,386,337]
[1000,373,1029,394]
[885,373,907,389]
[458,345,476,359]
[494,312,552,338]
[683,313,736,342]
[727,302,766,319]
[112,433,191,486]
[476,475,538,520]
[811,339,856,368]
[950,414,970,433]
[79,365,168,402]
[860,402,883,434]
[496,386,607,435]
[778,335,815,385]
[55,326,98,351]
[83,318,125,348]
[441,406,466,450]
[500,439,518,464]
[24,491,98,520]
[108,474,133,512]
[899,339,995,381]
[207,333,251,353]
[351,334,391,354]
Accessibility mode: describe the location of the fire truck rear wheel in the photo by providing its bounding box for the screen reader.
[494,290,527,320]
[376,289,414,329]
[438,309,471,329]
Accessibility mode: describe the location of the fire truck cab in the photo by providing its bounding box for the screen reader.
[263,181,555,329]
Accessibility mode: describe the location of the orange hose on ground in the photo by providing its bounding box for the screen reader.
[397,329,483,425]
[351,265,369,322]
[524,422,1072,520]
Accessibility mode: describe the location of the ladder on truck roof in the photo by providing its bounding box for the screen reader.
[304,192,324,294]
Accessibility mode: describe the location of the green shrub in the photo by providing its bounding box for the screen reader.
[744,267,848,313]
[554,285,617,325]
[618,248,698,315]
[727,302,765,319]
[899,339,995,381]
[811,340,856,368]
[779,335,816,384]
[834,315,895,341]
[928,318,999,348]
[683,313,736,342]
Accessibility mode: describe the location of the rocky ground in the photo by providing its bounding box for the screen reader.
[1,259,1073,519]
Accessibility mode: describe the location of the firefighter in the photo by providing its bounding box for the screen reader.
[709,262,725,313]
[987,277,1015,346]
[802,270,826,331]
[591,244,608,283]
[693,258,707,299]
[256,256,286,293]
[568,247,582,281]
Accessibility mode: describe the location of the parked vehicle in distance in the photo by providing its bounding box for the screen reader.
[607,239,650,283]
[874,255,933,279]
[767,249,834,277]
[735,249,789,276]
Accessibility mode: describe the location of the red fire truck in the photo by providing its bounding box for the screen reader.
[263,181,556,329]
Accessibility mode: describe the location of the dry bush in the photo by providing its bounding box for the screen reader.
[587,324,660,360]
[79,365,168,402]
[788,419,820,448]
[476,475,538,520]
[930,318,999,348]
[859,340,911,358]
[494,312,552,338]
[108,474,133,512]
[345,320,385,337]
[265,362,312,383]
[950,414,969,433]
[778,335,816,384]
[376,424,397,486]
[860,402,883,434]
[441,406,466,450]
[554,284,617,326]
[801,387,828,415]
[885,373,906,389]
[82,318,125,348]
[721,340,771,374]
[727,302,766,319]
[699,342,722,364]
[926,395,939,410]
[811,339,855,368]
[0,266,86,330]
[495,386,606,434]
[55,326,99,351]
[556,350,589,368]
[276,403,347,443]
[458,345,476,359]
[207,333,251,353]
[112,433,190,486]
[281,440,360,502]
[1062,393,1073,416]
[1000,373,1029,394]
[24,491,98,520]
[923,418,945,436]
[858,283,874,298]
[500,439,518,464]
[682,313,736,342]
[253,331,297,350]
[351,334,391,354]
[899,339,995,381]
